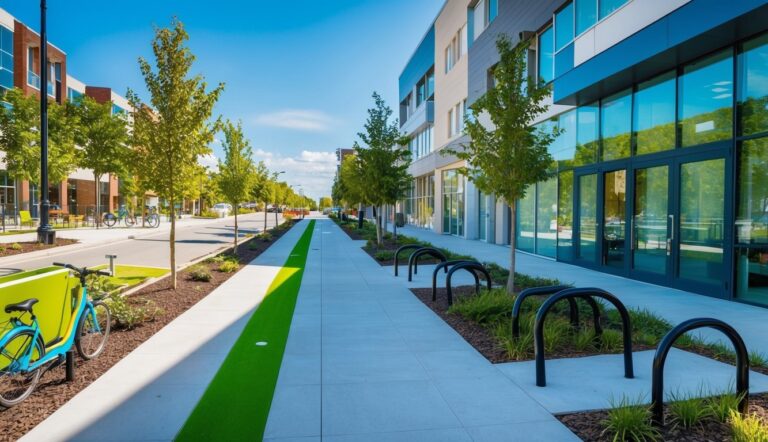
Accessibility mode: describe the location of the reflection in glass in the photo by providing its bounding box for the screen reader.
[601,90,632,161]
[633,166,669,274]
[599,0,628,19]
[576,104,598,166]
[442,170,464,236]
[544,110,577,168]
[679,49,733,147]
[516,184,535,253]
[555,2,574,51]
[578,174,597,262]
[538,27,554,84]
[576,0,596,35]
[603,170,626,268]
[736,247,768,305]
[678,158,725,285]
[537,176,558,258]
[737,137,768,244]
[558,171,574,261]
[634,71,676,155]
[479,191,488,241]
[740,33,768,136]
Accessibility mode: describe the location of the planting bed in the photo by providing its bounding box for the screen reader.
[0,220,296,442]
[0,238,78,257]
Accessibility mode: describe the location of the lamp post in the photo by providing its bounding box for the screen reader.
[271,171,285,229]
[37,0,55,244]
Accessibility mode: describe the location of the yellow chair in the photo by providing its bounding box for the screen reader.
[19,210,34,228]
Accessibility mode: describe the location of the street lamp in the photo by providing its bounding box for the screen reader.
[37,0,54,244]
[270,171,285,228]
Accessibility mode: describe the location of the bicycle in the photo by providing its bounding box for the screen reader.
[144,206,160,228]
[0,263,112,407]
[102,206,136,228]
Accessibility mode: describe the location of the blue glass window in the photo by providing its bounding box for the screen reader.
[576,103,598,165]
[601,89,632,161]
[538,26,554,84]
[599,0,628,19]
[633,71,676,155]
[576,0,597,35]
[679,49,733,147]
[555,3,574,51]
[740,33,768,136]
[488,0,498,22]
[0,26,12,93]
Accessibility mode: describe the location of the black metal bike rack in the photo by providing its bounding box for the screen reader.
[511,285,575,339]
[432,260,478,301]
[651,317,749,426]
[394,244,422,277]
[534,288,633,387]
[445,262,492,306]
[407,247,447,282]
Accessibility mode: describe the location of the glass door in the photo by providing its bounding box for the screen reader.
[478,191,488,241]
[576,173,598,263]
[603,169,627,269]
[631,165,670,279]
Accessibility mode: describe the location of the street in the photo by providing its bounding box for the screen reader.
[0,212,284,275]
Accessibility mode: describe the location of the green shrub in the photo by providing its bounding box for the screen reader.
[218,260,239,273]
[86,274,119,299]
[599,329,624,353]
[668,390,709,429]
[573,328,598,352]
[750,350,768,368]
[495,323,534,360]
[543,317,571,353]
[448,288,515,325]
[0,245,5,252]
[374,250,394,261]
[601,395,660,442]
[106,295,163,330]
[10,242,22,251]
[257,232,273,242]
[706,391,744,423]
[198,209,219,219]
[730,410,768,442]
[188,264,212,282]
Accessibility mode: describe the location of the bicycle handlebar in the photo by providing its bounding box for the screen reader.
[53,262,112,277]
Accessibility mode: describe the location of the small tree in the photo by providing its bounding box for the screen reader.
[444,35,558,294]
[355,92,411,245]
[319,196,332,211]
[74,96,130,225]
[249,162,270,230]
[128,19,224,289]
[216,120,255,254]
[337,154,367,219]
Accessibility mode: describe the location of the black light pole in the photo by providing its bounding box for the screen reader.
[37,0,55,244]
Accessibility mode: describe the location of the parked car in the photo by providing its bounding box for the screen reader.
[267,205,282,213]
[241,202,258,210]
[212,203,232,217]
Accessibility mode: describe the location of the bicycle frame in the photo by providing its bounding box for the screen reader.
[0,283,98,373]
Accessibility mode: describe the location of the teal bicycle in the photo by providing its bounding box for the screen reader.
[0,263,112,408]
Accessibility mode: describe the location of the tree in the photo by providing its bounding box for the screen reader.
[319,196,332,211]
[354,92,411,245]
[444,35,558,294]
[337,154,367,213]
[216,120,255,254]
[249,161,271,231]
[0,88,78,194]
[128,19,224,289]
[74,95,130,226]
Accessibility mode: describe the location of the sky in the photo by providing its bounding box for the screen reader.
[2,0,444,201]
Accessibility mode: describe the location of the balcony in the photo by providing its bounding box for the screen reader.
[401,99,434,136]
[27,70,40,89]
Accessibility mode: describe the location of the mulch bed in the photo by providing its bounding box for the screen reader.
[0,239,78,257]
[0,221,297,441]
[559,393,768,441]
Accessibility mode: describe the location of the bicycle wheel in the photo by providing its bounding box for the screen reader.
[103,213,117,228]
[75,301,111,360]
[147,214,160,228]
[0,330,45,408]
[124,215,136,227]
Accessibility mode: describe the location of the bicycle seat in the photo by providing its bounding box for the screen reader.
[5,298,39,314]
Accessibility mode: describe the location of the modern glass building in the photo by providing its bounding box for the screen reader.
[399,0,768,306]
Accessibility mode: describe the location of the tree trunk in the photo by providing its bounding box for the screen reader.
[375,205,383,246]
[233,209,239,255]
[357,203,364,229]
[94,174,100,229]
[507,200,517,294]
[274,201,278,226]
[264,200,268,232]
[170,194,177,290]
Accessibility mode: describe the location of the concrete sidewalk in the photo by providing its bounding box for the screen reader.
[390,225,768,355]
[21,219,312,442]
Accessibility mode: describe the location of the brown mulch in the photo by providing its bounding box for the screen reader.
[558,392,768,441]
[0,221,297,441]
[0,238,78,257]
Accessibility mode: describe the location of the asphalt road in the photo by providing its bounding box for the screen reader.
[0,212,284,275]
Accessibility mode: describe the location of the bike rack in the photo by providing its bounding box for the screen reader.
[432,260,478,301]
[407,247,448,282]
[65,350,75,381]
[534,288,633,387]
[651,317,749,426]
[394,244,422,277]
[445,262,493,306]
[511,285,575,339]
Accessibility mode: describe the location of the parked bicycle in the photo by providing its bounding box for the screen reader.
[0,262,112,407]
[102,205,136,228]
[144,206,160,228]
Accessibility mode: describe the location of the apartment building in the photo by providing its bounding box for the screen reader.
[399,0,768,306]
[0,7,130,221]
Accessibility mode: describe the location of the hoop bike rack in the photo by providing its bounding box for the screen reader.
[651,317,749,426]
[444,262,492,306]
[394,244,422,277]
[511,285,574,339]
[407,247,447,282]
[431,260,477,301]
[534,287,633,387]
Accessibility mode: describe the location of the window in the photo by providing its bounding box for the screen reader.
[601,88,632,161]
[537,26,554,84]
[448,108,455,137]
[599,0,629,19]
[472,0,497,41]
[416,78,426,106]
[575,104,598,165]
[405,174,435,229]
[740,33,768,136]
[0,26,12,93]
[558,170,574,260]
[409,126,433,160]
[445,46,452,73]
[679,49,733,147]
[737,136,768,244]
[633,71,676,155]
[67,87,83,103]
[576,0,597,35]
[445,26,466,73]
[516,184,536,253]
[426,70,435,99]
[555,2,574,52]
[27,47,40,89]
[488,0,498,22]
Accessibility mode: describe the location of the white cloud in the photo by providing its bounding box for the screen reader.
[252,149,337,200]
[198,153,219,172]
[251,109,336,132]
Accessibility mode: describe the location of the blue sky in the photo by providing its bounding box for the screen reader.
[2,0,443,200]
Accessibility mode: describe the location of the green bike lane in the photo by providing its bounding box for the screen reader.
[21,219,317,442]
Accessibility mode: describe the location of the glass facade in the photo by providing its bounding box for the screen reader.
[633,71,676,155]
[0,26,12,93]
[442,169,464,236]
[405,174,434,229]
[555,3,574,52]
[575,0,597,35]
[516,185,535,253]
[678,49,733,147]
[599,0,628,19]
[538,26,554,84]
[409,126,433,160]
[601,89,632,161]
[740,33,768,136]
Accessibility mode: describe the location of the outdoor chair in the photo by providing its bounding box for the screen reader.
[19,211,34,228]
